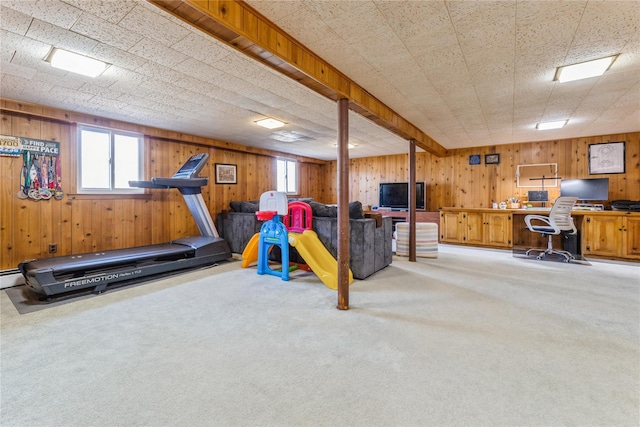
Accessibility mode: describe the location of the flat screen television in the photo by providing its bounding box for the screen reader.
[560,178,609,202]
[379,182,425,210]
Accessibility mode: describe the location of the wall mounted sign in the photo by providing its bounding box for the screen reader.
[589,142,625,174]
[1,135,61,157]
[1,135,63,200]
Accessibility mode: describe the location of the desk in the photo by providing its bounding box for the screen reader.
[440,207,640,262]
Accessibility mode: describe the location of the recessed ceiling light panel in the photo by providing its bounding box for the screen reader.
[255,118,285,129]
[46,48,108,78]
[554,55,618,83]
[536,120,568,130]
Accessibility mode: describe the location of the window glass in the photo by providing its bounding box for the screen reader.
[114,134,140,189]
[80,129,110,189]
[276,158,297,194]
[78,126,143,193]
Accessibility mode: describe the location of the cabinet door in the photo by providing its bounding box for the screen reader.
[484,213,512,247]
[440,212,463,243]
[623,217,640,259]
[465,211,484,244]
[584,215,623,256]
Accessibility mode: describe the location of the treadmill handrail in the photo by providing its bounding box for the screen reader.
[151,177,208,188]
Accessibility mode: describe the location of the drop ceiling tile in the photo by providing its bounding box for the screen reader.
[171,57,225,85]
[10,47,65,76]
[515,2,584,53]
[26,18,98,53]
[564,40,628,65]
[71,12,143,51]
[170,32,231,66]
[244,0,305,25]
[573,1,639,46]
[453,4,516,54]
[1,73,28,97]
[0,6,33,36]
[2,0,81,29]
[89,43,148,71]
[61,0,137,24]
[48,84,95,103]
[78,83,124,100]
[1,60,37,79]
[1,29,51,63]
[118,5,192,47]
[128,37,188,68]
[612,83,640,108]
[375,0,451,41]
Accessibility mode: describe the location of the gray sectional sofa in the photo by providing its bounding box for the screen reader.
[216,200,392,279]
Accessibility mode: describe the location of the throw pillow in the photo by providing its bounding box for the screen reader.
[240,201,259,213]
[349,201,364,219]
[309,201,337,218]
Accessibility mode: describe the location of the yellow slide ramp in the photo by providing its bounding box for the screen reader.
[288,230,353,290]
[241,233,260,268]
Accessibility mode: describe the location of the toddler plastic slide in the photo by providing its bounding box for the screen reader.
[241,233,260,268]
[287,230,353,290]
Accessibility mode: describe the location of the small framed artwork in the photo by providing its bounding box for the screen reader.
[469,154,481,165]
[215,163,237,184]
[589,142,625,174]
[485,153,500,165]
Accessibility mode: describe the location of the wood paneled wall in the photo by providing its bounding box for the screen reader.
[0,109,326,270]
[324,133,640,211]
[2,102,638,272]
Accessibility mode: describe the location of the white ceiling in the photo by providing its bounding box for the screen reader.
[1,1,639,161]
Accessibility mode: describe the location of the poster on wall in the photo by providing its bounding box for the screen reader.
[0,135,22,156]
[1,135,63,200]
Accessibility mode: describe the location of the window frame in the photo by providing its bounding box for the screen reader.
[276,157,298,195]
[76,125,144,195]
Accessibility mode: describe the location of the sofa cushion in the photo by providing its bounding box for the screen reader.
[229,201,243,212]
[229,201,259,213]
[309,201,364,219]
[309,201,337,218]
[240,201,259,213]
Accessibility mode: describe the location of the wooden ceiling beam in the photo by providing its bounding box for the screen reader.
[149,0,447,157]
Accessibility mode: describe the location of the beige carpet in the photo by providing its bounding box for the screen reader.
[1,245,638,426]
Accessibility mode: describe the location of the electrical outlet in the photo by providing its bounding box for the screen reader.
[49,244,57,254]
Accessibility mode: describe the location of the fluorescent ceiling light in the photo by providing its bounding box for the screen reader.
[536,120,568,130]
[46,48,108,78]
[554,55,618,83]
[333,143,357,149]
[255,118,285,129]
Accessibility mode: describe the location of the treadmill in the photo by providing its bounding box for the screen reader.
[18,153,231,298]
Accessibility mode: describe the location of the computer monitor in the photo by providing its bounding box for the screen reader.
[527,190,548,202]
[560,178,609,202]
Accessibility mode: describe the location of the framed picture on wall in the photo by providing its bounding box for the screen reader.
[215,163,237,184]
[485,153,500,165]
[589,142,625,174]
[469,154,481,165]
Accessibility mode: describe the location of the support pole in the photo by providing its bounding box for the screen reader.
[337,98,350,310]
[409,139,417,262]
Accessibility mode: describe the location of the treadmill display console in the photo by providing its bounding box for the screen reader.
[172,153,209,179]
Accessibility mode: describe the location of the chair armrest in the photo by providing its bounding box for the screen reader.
[524,214,559,234]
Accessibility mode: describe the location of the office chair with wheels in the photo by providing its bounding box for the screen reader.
[524,196,578,262]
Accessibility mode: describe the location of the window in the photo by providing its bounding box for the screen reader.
[77,125,143,193]
[276,158,297,194]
